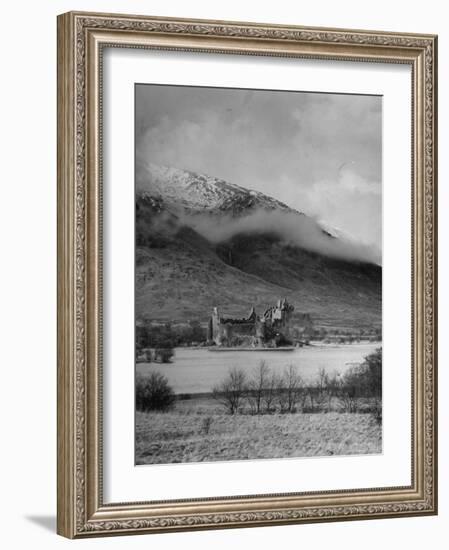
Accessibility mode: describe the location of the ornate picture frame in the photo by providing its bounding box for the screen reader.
[57,11,437,538]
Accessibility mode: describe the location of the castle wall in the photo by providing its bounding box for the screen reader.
[210,299,308,347]
[216,322,256,346]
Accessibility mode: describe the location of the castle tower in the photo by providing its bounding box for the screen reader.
[211,307,222,345]
[247,306,256,321]
[280,298,294,335]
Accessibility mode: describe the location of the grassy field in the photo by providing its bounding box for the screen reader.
[135,396,382,465]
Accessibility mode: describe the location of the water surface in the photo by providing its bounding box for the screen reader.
[136,343,379,394]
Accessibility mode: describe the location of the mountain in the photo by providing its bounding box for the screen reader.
[136,162,295,215]
[135,164,381,330]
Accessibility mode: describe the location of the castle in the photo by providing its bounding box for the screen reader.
[207,298,297,348]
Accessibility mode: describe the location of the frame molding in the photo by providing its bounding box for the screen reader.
[57,11,437,538]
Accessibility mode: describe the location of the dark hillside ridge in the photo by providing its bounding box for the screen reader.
[136,193,381,330]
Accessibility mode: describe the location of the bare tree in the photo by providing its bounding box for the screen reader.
[247,361,270,414]
[337,349,382,415]
[314,367,330,411]
[316,368,328,393]
[325,370,341,412]
[338,386,358,413]
[306,387,317,413]
[262,372,279,413]
[338,366,361,413]
[212,367,247,414]
[278,365,303,413]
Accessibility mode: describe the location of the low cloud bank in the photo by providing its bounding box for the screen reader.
[180,209,381,265]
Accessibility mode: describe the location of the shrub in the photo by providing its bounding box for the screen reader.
[338,347,382,413]
[371,400,382,424]
[275,333,293,347]
[363,347,382,399]
[212,367,247,414]
[154,348,174,363]
[136,372,175,412]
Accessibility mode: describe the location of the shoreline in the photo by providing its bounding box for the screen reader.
[170,341,381,352]
[207,346,295,352]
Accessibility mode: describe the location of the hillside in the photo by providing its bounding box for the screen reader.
[135,165,382,331]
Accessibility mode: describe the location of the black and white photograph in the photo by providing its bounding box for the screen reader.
[134,84,383,465]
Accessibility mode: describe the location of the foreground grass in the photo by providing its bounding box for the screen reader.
[136,397,382,464]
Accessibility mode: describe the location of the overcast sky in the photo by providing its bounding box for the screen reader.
[136,84,382,251]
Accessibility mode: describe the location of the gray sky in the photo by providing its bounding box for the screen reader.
[136,84,382,251]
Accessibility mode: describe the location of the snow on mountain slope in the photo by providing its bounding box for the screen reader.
[136,162,295,215]
[136,163,380,265]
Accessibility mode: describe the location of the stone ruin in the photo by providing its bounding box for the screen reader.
[207,298,301,348]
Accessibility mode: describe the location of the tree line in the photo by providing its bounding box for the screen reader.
[136,321,206,351]
[212,348,382,421]
[136,321,381,352]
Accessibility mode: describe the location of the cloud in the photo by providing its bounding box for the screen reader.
[178,209,381,265]
[294,165,382,253]
[136,84,382,251]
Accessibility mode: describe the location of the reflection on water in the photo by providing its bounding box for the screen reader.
[136,343,379,394]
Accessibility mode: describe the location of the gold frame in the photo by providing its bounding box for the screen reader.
[57,11,438,538]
